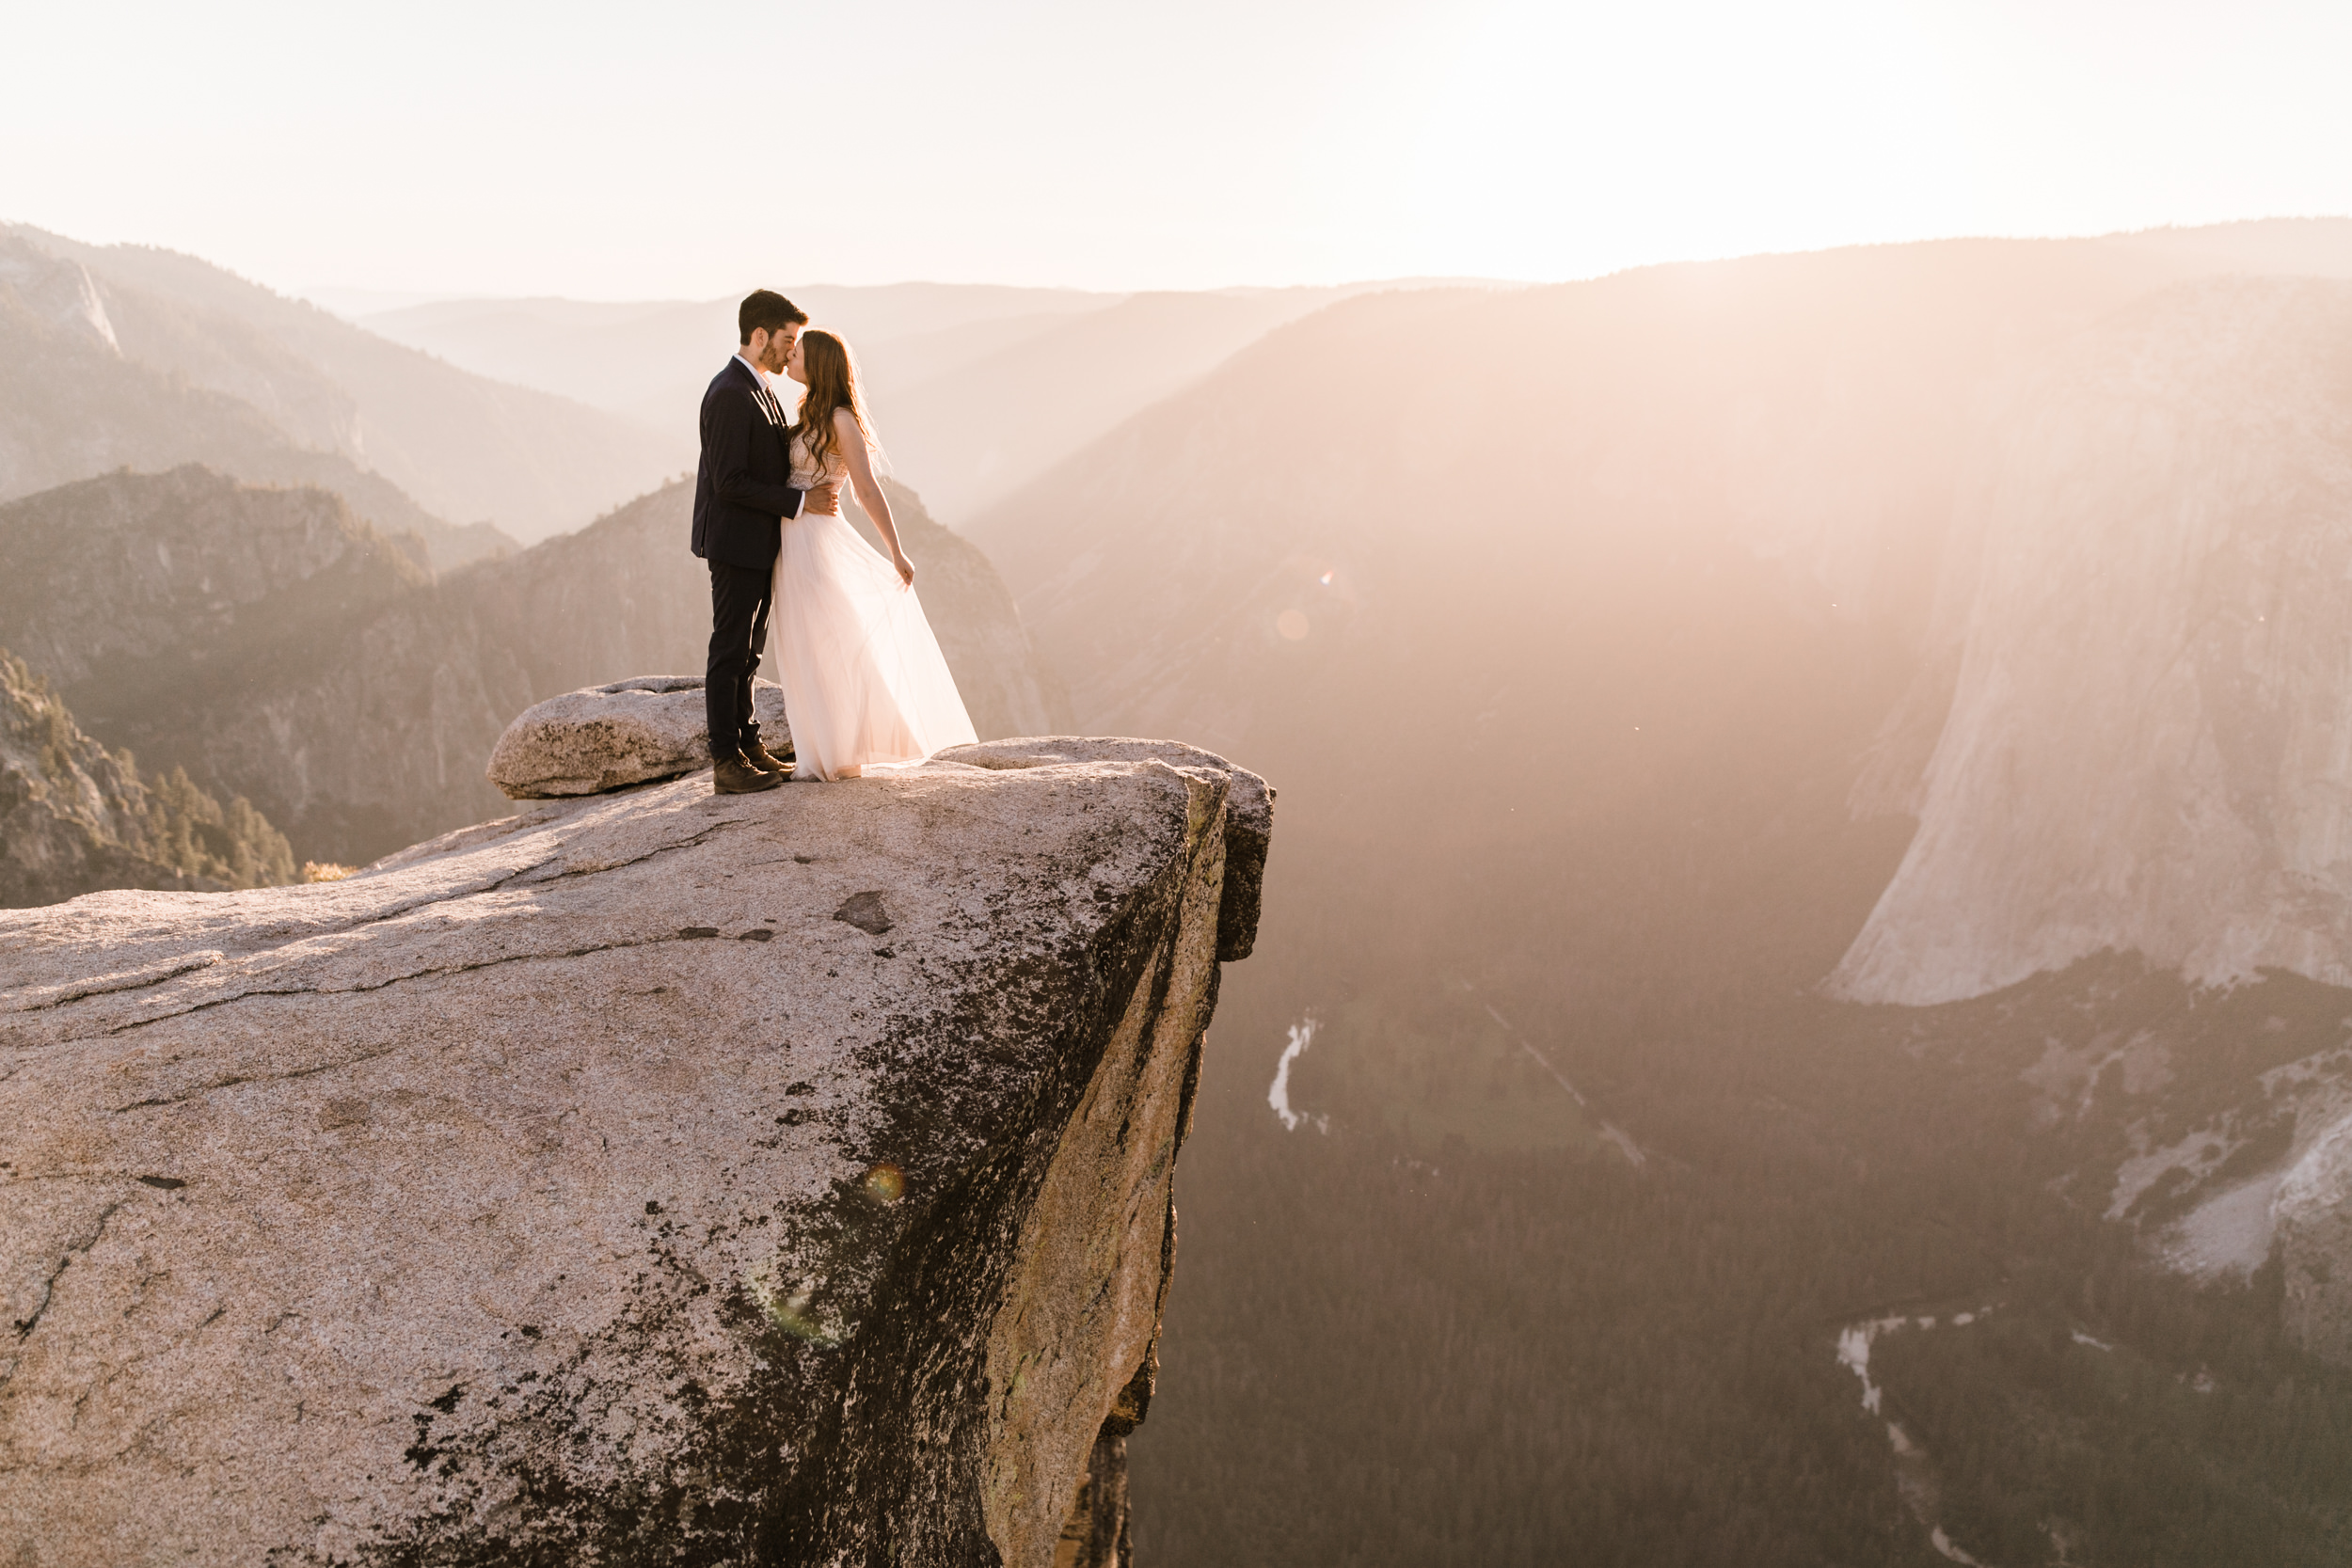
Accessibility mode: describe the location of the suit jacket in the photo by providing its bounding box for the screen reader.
[691,356,803,568]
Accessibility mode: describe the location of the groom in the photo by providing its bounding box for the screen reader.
[692,290,837,794]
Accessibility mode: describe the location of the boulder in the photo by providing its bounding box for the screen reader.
[485,675,790,799]
[0,736,1270,1566]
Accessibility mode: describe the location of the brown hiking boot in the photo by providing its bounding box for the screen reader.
[713,753,784,794]
[743,736,795,775]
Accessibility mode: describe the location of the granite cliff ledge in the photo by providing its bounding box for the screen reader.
[0,733,1271,1566]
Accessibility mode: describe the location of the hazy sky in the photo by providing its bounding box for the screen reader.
[6,0,2348,301]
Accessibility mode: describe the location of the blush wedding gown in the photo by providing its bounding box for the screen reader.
[770,430,977,781]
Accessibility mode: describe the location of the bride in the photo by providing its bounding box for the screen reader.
[771,328,977,780]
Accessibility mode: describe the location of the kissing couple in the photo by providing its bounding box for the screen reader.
[690,290,978,792]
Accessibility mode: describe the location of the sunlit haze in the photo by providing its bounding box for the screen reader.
[15,0,2352,1559]
[6,0,2348,301]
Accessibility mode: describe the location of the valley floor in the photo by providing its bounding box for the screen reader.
[1132,955,2352,1567]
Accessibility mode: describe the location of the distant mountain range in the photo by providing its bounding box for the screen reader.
[968,219,2352,1011]
[358,278,1503,525]
[1,224,680,549]
[356,284,1114,432]
[948,218,2352,1562]
[0,467,1058,866]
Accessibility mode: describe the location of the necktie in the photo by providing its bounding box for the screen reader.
[741,360,785,425]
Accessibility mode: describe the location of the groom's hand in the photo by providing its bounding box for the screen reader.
[805,481,842,515]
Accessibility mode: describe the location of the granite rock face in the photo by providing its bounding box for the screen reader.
[1831,279,2352,1004]
[486,677,791,800]
[2276,1113,2352,1367]
[939,737,1273,963]
[0,735,1270,1565]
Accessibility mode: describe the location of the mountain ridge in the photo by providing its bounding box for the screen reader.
[6,224,676,544]
[973,232,2352,1010]
[0,467,1060,865]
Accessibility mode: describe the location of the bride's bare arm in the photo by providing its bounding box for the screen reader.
[838,409,914,586]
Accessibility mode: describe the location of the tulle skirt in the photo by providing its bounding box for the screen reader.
[769,510,977,781]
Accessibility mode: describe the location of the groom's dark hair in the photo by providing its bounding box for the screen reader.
[739,290,808,344]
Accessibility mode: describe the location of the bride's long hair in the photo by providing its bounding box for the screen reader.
[793,329,883,476]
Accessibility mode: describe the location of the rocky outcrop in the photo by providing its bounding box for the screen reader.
[487,677,790,799]
[0,244,119,356]
[0,468,1062,865]
[2276,1113,2352,1366]
[1831,279,2352,1004]
[939,737,1272,962]
[0,720,1270,1565]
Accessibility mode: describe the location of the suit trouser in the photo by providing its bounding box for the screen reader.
[706,560,774,758]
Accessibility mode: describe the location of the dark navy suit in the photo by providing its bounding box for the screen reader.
[692,356,804,757]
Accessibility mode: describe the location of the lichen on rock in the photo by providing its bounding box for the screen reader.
[0,718,1270,1565]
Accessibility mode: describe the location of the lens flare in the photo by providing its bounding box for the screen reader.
[745,1266,842,1346]
[861,1163,906,1204]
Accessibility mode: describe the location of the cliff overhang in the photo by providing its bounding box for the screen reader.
[0,736,1270,1566]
